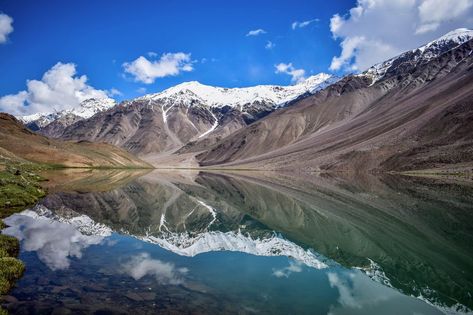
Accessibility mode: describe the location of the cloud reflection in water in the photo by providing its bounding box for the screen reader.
[4,211,107,270]
[121,252,188,285]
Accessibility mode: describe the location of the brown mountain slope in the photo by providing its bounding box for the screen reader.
[0,113,151,168]
[197,39,473,172]
[58,99,240,163]
[54,78,335,166]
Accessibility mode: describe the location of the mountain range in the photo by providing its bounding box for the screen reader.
[18,98,116,138]
[10,28,473,172]
[21,73,336,165]
[196,28,473,172]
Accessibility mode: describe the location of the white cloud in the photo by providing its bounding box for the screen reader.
[329,0,473,71]
[0,13,13,43]
[201,57,218,63]
[327,270,401,315]
[246,28,267,36]
[0,92,28,113]
[136,87,147,94]
[291,18,319,30]
[123,52,193,84]
[328,272,361,309]
[4,213,106,271]
[109,88,122,97]
[275,62,306,83]
[0,62,112,116]
[272,261,303,278]
[121,253,188,285]
[417,0,473,34]
[265,40,275,49]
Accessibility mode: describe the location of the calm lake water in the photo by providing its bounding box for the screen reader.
[1,170,472,315]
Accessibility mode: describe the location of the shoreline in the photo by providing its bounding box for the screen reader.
[0,163,48,314]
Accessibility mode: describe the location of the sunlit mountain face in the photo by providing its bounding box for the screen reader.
[3,170,472,314]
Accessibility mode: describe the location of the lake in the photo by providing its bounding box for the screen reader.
[1,170,472,314]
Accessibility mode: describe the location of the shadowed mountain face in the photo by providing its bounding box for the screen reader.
[22,170,473,313]
[196,38,473,172]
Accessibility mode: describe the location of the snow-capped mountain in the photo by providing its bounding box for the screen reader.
[364,28,473,83]
[19,112,61,129]
[49,73,338,159]
[70,98,117,118]
[22,74,337,147]
[140,73,337,110]
[196,28,473,170]
[19,98,116,129]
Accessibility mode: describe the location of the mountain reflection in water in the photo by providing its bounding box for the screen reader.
[2,170,472,315]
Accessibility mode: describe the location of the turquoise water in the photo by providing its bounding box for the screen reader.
[2,171,472,314]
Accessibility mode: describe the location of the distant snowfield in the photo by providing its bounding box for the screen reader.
[19,98,116,127]
[364,28,473,84]
[17,73,337,130]
[139,73,337,109]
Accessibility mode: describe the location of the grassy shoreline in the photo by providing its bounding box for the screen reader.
[0,162,50,314]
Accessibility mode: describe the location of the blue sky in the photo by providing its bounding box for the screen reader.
[0,1,354,100]
[0,0,472,115]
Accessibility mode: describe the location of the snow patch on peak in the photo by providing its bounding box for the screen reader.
[140,73,338,110]
[18,97,116,127]
[74,98,116,119]
[299,73,334,92]
[417,28,473,56]
[19,112,61,126]
[427,28,473,46]
[363,28,473,84]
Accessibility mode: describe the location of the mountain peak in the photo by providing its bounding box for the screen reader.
[18,97,116,127]
[141,74,337,109]
[433,28,473,43]
[364,28,473,83]
[74,98,116,118]
[298,73,334,89]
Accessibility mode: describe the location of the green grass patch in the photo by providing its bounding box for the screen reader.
[0,257,25,295]
[0,235,20,258]
[0,235,25,313]
[0,166,46,209]
[0,161,47,313]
